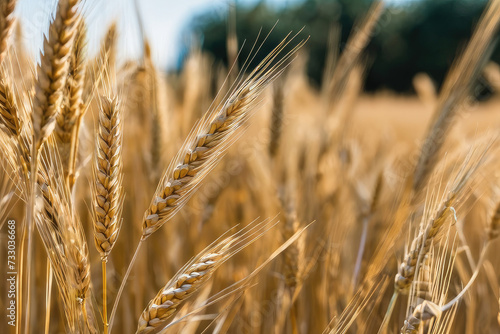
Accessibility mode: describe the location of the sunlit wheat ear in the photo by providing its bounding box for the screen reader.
[0,62,33,179]
[0,0,17,64]
[142,32,308,238]
[395,146,489,294]
[0,71,20,136]
[35,140,93,332]
[92,95,124,259]
[32,0,81,149]
[56,20,86,170]
[136,220,277,334]
[402,190,500,334]
[402,301,443,334]
[0,73,31,191]
[413,0,500,191]
[402,224,459,334]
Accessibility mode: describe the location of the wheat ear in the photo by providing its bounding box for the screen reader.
[0,0,16,64]
[0,71,20,136]
[402,236,493,333]
[32,0,81,149]
[136,220,278,334]
[142,33,307,238]
[91,95,124,333]
[0,71,32,187]
[92,95,123,259]
[56,20,86,188]
[401,225,458,334]
[395,153,483,294]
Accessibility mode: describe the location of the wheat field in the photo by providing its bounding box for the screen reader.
[1,0,500,333]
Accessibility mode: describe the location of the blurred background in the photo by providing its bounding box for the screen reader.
[15,0,496,95]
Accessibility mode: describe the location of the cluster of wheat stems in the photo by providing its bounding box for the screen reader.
[1,0,500,333]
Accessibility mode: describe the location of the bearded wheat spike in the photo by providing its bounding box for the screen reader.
[402,301,443,334]
[137,251,223,334]
[142,33,307,238]
[56,20,86,150]
[92,96,123,259]
[395,146,488,293]
[0,0,17,64]
[395,196,456,293]
[136,219,277,334]
[0,73,20,136]
[32,0,81,149]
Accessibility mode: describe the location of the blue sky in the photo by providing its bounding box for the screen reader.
[16,0,414,69]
